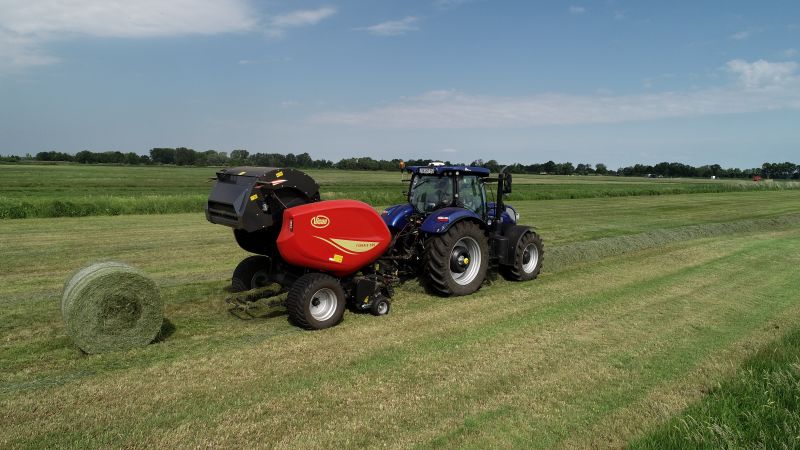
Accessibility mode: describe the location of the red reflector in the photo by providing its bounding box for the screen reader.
[436,216,449,222]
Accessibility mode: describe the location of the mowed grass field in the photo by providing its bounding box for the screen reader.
[2,164,800,448]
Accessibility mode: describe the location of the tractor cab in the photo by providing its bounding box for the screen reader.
[407,165,490,217]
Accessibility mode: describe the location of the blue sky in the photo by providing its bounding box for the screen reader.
[1,0,798,168]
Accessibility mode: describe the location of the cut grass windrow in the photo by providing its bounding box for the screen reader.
[546,213,800,272]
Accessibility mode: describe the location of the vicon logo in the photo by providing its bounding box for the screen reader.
[310,215,330,228]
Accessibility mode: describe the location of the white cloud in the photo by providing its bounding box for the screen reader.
[440,148,458,153]
[433,0,473,9]
[0,0,257,71]
[727,59,798,88]
[0,0,256,38]
[311,60,800,129]
[267,7,336,37]
[361,17,419,36]
[569,6,586,14]
[730,30,750,40]
[785,48,798,58]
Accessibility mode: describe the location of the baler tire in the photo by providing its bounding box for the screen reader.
[287,273,346,330]
[370,297,391,316]
[424,221,489,296]
[231,255,271,293]
[502,231,544,281]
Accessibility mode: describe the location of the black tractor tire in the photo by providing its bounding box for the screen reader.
[370,297,391,316]
[502,231,544,281]
[424,221,489,296]
[287,273,346,330]
[231,255,272,292]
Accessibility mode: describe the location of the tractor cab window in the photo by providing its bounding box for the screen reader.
[458,175,486,217]
[409,175,454,213]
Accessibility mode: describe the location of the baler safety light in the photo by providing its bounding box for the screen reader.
[289,219,293,231]
[436,216,449,222]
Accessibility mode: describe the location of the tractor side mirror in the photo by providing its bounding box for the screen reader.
[502,173,512,194]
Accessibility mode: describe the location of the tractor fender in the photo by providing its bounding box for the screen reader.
[487,202,518,225]
[497,223,533,266]
[381,203,414,231]
[420,207,484,234]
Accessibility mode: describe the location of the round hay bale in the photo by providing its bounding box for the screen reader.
[62,262,163,354]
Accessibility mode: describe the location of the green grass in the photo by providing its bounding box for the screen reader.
[2,164,797,218]
[2,187,800,447]
[629,328,800,449]
[3,164,800,447]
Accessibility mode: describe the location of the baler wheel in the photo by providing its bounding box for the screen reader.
[502,231,544,281]
[424,221,489,296]
[287,273,346,330]
[231,256,271,293]
[370,297,391,316]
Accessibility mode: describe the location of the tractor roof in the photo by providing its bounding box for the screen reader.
[407,165,491,177]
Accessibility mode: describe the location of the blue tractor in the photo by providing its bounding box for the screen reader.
[381,163,544,295]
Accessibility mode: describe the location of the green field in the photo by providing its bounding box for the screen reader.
[2,164,797,218]
[2,165,800,448]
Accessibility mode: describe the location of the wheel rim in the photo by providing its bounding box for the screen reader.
[450,236,482,286]
[521,242,539,273]
[309,288,338,321]
[377,301,388,315]
[250,271,270,289]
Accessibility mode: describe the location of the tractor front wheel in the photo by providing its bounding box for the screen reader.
[231,255,272,292]
[287,273,346,330]
[424,221,489,296]
[502,231,544,281]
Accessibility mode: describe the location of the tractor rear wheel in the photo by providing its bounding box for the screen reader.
[424,221,489,296]
[231,255,272,292]
[502,231,543,281]
[287,273,346,330]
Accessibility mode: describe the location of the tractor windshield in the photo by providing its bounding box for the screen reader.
[409,175,454,213]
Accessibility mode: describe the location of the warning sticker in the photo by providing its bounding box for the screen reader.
[249,194,258,201]
[275,171,284,178]
[329,254,344,263]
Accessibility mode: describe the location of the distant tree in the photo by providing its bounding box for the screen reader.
[557,162,575,175]
[296,152,313,168]
[595,163,608,175]
[230,149,249,163]
[174,147,196,166]
[150,148,176,164]
[36,151,73,162]
[483,159,501,172]
[124,152,142,165]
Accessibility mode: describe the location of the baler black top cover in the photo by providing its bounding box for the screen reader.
[205,166,320,233]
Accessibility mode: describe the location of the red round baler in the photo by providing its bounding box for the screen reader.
[277,200,391,277]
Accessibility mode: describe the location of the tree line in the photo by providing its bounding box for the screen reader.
[1,148,797,179]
